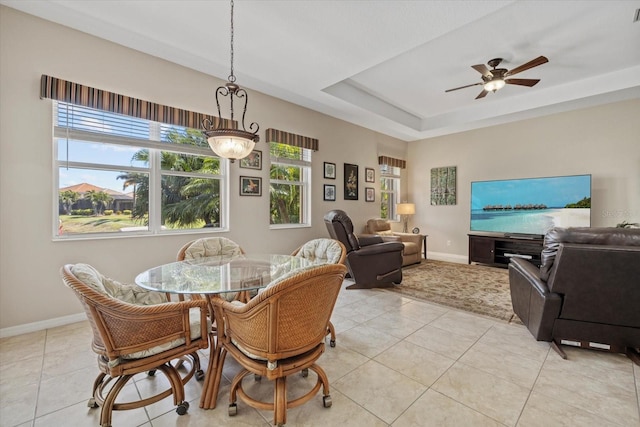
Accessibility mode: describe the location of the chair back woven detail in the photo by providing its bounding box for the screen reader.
[220,264,346,362]
[177,237,244,261]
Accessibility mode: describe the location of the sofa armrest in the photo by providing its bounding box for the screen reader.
[393,232,423,245]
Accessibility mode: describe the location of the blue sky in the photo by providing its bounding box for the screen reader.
[471,175,591,209]
[57,139,146,193]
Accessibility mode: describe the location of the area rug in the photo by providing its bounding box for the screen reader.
[387,260,521,323]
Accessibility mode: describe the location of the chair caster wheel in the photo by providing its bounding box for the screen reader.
[195,369,205,381]
[323,395,332,408]
[301,368,309,378]
[147,369,156,377]
[330,340,336,348]
[254,374,262,381]
[229,403,237,416]
[176,401,189,415]
[87,397,98,408]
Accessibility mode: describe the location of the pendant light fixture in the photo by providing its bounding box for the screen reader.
[202,0,259,162]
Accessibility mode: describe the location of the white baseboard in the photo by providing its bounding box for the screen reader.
[0,312,86,338]
[427,252,468,264]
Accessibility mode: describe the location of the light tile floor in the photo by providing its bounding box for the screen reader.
[1,279,639,426]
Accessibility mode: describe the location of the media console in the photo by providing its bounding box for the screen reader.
[468,234,543,268]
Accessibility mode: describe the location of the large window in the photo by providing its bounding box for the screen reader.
[380,164,401,220]
[269,142,311,226]
[54,102,226,238]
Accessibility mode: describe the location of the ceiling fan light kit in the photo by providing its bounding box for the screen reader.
[446,56,548,99]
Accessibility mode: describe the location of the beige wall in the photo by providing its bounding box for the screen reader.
[0,7,406,332]
[2,6,638,334]
[408,99,640,261]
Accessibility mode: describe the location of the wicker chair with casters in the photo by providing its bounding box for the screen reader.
[212,263,348,427]
[61,264,209,427]
[291,238,347,347]
[176,236,246,302]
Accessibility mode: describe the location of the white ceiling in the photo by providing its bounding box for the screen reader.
[3,0,640,141]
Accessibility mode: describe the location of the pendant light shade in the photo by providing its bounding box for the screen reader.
[202,0,259,162]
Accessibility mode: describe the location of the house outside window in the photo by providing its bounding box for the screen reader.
[380,164,401,220]
[269,142,311,227]
[54,102,226,238]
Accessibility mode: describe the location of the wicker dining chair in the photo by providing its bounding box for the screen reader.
[61,264,209,427]
[291,238,347,347]
[211,263,347,427]
[176,236,247,302]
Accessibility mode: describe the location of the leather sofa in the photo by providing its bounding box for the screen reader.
[363,218,424,266]
[324,210,404,289]
[508,226,640,364]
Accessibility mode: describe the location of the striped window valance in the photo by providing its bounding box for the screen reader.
[40,74,234,130]
[378,155,406,169]
[265,128,318,151]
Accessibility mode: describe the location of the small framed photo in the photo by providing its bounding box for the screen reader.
[324,184,336,201]
[239,150,262,170]
[365,168,375,183]
[365,187,375,202]
[324,162,336,179]
[240,176,261,196]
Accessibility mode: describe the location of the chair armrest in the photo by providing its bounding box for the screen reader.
[509,258,550,296]
[508,258,561,341]
[353,241,404,256]
[393,232,423,245]
[357,235,384,246]
[97,298,208,355]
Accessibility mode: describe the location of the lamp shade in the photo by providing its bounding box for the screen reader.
[397,203,415,215]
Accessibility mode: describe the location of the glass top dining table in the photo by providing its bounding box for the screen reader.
[135,253,312,296]
[134,253,313,410]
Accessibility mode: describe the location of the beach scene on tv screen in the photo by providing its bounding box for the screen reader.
[471,175,591,235]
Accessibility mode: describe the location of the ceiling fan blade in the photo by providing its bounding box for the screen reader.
[505,78,540,87]
[506,56,549,76]
[445,82,482,93]
[475,89,489,99]
[471,64,492,77]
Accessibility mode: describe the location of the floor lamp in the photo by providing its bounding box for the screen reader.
[397,203,415,233]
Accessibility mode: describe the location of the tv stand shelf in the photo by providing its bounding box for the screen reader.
[468,234,543,268]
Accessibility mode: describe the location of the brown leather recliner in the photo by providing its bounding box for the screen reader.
[508,227,640,364]
[363,218,424,266]
[324,210,404,289]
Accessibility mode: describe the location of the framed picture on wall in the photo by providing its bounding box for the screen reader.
[365,168,375,183]
[240,176,261,196]
[324,184,336,201]
[343,163,358,200]
[365,187,375,202]
[324,162,336,179]
[239,150,262,170]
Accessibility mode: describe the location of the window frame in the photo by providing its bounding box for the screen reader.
[52,101,229,240]
[379,164,401,221]
[268,142,312,229]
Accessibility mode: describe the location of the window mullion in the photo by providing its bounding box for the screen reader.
[149,149,162,232]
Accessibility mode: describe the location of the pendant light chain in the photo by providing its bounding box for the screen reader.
[229,0,235,83]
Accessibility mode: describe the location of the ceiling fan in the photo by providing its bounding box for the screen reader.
[445,56,549,99]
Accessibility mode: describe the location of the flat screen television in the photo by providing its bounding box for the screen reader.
[470,174,591,238]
